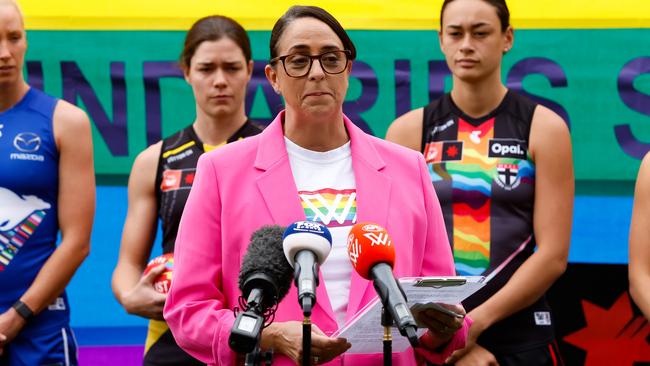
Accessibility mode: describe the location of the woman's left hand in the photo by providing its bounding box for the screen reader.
[415,303,466,344]
[445,312,490,364]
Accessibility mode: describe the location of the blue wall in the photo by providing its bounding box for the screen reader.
[66,186,634,342]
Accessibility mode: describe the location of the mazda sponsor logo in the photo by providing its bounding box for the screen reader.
[14,132,41,153]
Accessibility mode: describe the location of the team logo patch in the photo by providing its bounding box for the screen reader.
[160,169,196,192]
[488,139,527,159]
[13,132,41,153]
[0,187,51,271]
[424,141,463,163]
[495,163,521,190]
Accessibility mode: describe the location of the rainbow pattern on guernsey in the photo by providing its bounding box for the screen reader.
[0,211,47,270]
[428,119,535,276]
[299,188,357,227]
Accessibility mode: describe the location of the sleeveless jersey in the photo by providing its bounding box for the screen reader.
[144,120,263,365]
[155,120,263,254]
[0,88,71,332]
[422,91,555,354]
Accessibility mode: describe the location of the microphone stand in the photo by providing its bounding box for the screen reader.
[245,341,273,366]
[302,297,313,366]
[381,307,392,366]
[303,314,312,366]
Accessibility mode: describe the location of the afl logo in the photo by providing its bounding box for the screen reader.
[362,224,383,232]
[14,132,41,153]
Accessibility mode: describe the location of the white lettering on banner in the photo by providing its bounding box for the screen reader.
[300,192,357,225]
[363,232,391,247]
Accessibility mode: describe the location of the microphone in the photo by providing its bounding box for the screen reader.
[347,222,419,347]
[282,221,332,316]
[229,225,294,354]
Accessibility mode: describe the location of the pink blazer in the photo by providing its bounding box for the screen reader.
[164,111,469,365]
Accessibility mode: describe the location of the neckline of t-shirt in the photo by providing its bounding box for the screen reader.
[284,136,351,164]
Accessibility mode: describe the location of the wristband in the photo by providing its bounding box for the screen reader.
[12,300,34,320]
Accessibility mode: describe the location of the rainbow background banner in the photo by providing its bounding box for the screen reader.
[12,0,650,364]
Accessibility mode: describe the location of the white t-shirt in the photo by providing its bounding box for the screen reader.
[285,137,356,327]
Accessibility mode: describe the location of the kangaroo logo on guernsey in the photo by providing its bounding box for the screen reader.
[0,187,51,270]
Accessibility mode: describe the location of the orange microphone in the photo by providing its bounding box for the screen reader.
[347,223,419,346]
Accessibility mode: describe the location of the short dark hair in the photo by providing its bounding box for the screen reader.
[269,5,357,61]
[180,15,252,72]
[440,0,510,32]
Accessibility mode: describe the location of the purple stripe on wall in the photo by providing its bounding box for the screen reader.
[79,345,144,366]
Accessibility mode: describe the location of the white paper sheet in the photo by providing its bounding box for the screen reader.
[332,276,485,354]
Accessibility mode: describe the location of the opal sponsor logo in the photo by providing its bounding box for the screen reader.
[488,139,527,159]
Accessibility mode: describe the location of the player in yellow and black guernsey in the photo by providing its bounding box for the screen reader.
[112,16,263,365]
[156,121,262,258]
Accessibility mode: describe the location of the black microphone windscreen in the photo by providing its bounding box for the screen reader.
[238,225,293,307]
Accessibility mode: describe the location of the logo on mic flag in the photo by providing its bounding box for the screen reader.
[346,222,395,279]
[347,235,361,266]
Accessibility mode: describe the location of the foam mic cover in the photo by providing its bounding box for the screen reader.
[282,221,333,265]
[347,222,396,279]
[238,225,294,311]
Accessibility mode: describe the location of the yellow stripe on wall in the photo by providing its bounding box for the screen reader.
[17,0,650,30]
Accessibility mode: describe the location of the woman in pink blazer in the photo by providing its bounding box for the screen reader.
[164,6,470,365]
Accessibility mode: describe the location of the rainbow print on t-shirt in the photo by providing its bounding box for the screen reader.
[299,188,357,227]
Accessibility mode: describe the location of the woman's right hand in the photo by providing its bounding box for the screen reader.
[120,264,168,320]
[261,321,351,365]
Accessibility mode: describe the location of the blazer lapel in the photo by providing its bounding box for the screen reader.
[344,117,393,322]
[254,112,304,225]
[254,112,338,326]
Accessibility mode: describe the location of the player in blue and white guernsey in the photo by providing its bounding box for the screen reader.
[0,1,95,365]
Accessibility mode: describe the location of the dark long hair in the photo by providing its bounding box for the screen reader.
[180,15,252,72]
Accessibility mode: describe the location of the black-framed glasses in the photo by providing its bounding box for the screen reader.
[270,50,351,78]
